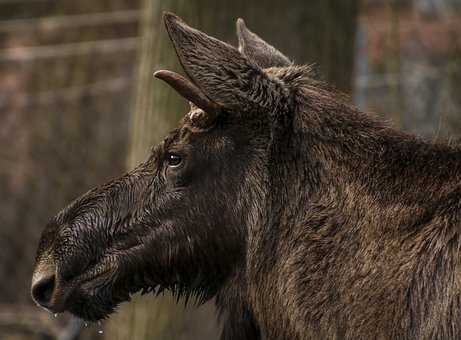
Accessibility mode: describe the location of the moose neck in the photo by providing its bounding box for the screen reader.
[269,85,461,236]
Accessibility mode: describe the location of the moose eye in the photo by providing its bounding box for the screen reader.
[166,153,182,167]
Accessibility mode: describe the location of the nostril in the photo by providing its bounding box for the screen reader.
[32,274,56,308]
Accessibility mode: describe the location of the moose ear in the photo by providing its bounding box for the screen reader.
[236,18,292,68]
[162,12,286,112]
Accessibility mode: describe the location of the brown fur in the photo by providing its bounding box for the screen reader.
[31,13,461,340]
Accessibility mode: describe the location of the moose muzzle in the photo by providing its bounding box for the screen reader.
[31,257,66,312]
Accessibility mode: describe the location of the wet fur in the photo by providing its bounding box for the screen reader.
[33,14,461,340]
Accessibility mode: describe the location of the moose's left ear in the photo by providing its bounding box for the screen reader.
[236,18,292,68]
[162,12,288,113]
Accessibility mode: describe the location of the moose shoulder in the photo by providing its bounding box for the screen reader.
[31,12,461,340]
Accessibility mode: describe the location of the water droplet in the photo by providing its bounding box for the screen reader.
[97,321,103,334]
[54,313,58,318]
[84,322,88,328]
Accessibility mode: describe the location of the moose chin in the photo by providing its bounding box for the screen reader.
[31,11,461,340]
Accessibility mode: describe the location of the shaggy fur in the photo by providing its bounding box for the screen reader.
[32,13,461,340]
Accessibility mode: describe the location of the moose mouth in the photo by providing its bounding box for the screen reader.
[32,252,150,321]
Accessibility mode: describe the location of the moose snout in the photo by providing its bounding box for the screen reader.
[31,260,60,311]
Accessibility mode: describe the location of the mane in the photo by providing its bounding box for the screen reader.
[266,64,461,224]
[277,64,461,150]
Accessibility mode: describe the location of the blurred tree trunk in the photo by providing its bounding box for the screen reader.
[447,47,461,140]
[106,1,358,339]
[105,1,197,338]
[278,0,359,92]
[384,0,403,129]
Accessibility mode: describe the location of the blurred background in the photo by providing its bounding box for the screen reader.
[0,0,460,339]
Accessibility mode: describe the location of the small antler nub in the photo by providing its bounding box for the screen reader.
[154,70,219,124]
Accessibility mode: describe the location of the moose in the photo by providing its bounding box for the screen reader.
[31,12,461,340]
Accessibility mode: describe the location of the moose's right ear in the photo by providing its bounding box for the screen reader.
[162,12,288,113]
[236,19,292,68]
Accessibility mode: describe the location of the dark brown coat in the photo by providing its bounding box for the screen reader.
[31,13,461,340]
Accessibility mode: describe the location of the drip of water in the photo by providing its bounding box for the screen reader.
[84,322,88,328]
[97,321,104,334]
[54,313,58,318]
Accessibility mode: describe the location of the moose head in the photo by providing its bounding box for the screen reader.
[31,13,301,321]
